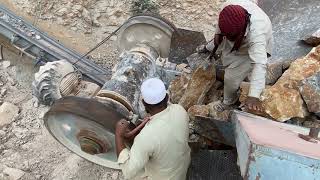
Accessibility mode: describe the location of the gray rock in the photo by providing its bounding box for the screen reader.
[266,62,284,85]
[0,130,5,136]
[56,7,69,16]
[82,8,92,24]
[3,167,25,180]
[1,88,7,96]
[299,72,320,116]
[2,61,11,68]
[111,171,119,180]
[303,29,320,47]
[0,102,19,127]
[186,53,209,71]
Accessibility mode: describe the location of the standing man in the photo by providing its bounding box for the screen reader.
[198,0,273,112]
[115,78,191,180]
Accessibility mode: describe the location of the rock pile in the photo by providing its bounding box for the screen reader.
[240,45,320,122]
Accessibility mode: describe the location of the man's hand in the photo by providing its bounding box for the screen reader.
[196,44,209,53]
[115,119,130,138]
[115,119,130,156]
[245,97,263,112]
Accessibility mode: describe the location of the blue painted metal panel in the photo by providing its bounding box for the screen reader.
[248,145,320,180]
[233,111,320,180]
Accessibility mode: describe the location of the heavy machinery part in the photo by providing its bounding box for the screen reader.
[32,60,80,105]
[233,111,320,180]
[258,0,320,62]
[97,44,159,115]
[0,5,109,85]
[117,15,175,58]
[44,14,177,169]
[44,96,130,169]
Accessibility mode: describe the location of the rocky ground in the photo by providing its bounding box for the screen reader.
[1,0,223,69]
[0,0,225,179]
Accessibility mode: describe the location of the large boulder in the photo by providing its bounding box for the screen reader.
[299,72,320,116]
[261,86,307,121]
[179,63,216,110]
[239,46,320,121]
[168,73,190,104]
[261,46,320,121]
[0,102,19,127]
[203,81,223,104]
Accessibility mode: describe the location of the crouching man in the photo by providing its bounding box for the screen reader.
[198,0,273,112]
[115,78,191,180]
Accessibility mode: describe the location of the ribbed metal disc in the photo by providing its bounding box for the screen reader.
[117,15,175,58]
[44,96,130,169]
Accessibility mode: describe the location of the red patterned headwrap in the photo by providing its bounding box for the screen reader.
[218,5,250,52]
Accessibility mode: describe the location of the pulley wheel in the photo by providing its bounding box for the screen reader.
[117,15,175,58]
[44,96,130,169]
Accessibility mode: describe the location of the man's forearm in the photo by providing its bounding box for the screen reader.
[115,134,126,157]
[248,63,266,98]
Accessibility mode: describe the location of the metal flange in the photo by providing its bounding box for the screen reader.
[44,96,130,169]
[117,15,175,58]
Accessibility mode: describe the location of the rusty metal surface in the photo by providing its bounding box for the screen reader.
[188,150,242,180]
[169,28,206,64]
[44,96,130,169]
[258,0,320,62]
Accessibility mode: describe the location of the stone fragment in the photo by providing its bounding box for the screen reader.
[207,10,214,16]
[186,53,209,71]
[299,72,320,114]
[82,8,92,24]
[266,62,283,85]
[188,105,210,120]
[203,81,223,104]
[3,167,25,180]
[1,88,7,96]
[0,130,5,136]
[92,12,101,27]
[207,102,231,121]
[179,63,216,110]
[56,7,69,16]
[111,171,119,180]
[2,61,11,68]
[0,102,19,127]
[176,63,188,72]
[303,29,320,47]
[169,73,190,104]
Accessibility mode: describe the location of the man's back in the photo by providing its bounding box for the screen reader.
[118,104,191,180]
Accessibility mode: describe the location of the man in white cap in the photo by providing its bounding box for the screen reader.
[115,78,191,180]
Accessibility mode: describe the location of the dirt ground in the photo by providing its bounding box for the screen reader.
[0,0,224,179]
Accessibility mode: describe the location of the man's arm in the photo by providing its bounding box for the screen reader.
[116,122,155,179]
[248,33,268,98]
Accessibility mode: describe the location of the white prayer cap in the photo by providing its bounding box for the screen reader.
[141,78,167,105]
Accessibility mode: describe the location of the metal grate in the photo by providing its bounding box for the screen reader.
[188,150,243,180]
